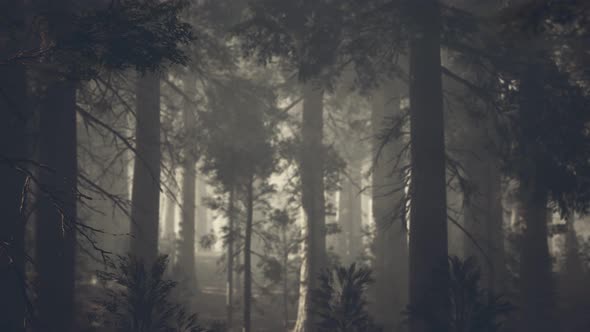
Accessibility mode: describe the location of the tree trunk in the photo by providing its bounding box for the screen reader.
[130,72,161,264]
[371,82,408,331]
[338,160,363,266]
[517,65,557,332]
[294,81,326,332]
[176,76,198,293]
[518,182,556,332]
[0,0,28,327]
[463,146,506,292]
[36,76,78,332]
[282,223,290,331]
[161,181,177,260]
[226,187,235,331]
[408,1,449,331]
[35,3,78,330]
[177,154,197,288]
[196,175,209,244]
[243,177,254,332]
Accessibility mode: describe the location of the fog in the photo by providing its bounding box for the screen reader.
[1,1,590,332]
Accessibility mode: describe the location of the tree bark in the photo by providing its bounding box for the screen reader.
[130,72,161,264]
[517,65,557,332]
[371,82,408,331]
[0,1,28,328]
[294,81,326,332]
[518,182,555,332]
[35,2,78,330]
[226,187,235,331]
[176,76,198,293]
[196,175,209,244]
[338,160,363,266]
[177,154,197,288]
[407,1,449,331]
[243,177,254,332]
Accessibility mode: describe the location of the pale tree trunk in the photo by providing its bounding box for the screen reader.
[35,2,77,330]
[0,0,27,328]
[294,81,326,332]
[338,159,363,266]
[371,82,408,331]
[130,72,161,264]
[226,187,236,331]
[161,179,177,260]
[176,76,198,292]
[177,154,197,287]
[408,1,449,331]
[243,177,254,332]
[196,175,208,244]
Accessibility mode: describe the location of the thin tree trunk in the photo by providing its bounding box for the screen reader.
[161,183,176,260]
[226,187,235,331]
[196,175,208,244]
[371,82,408,331]
[294,81,326,332]
[282,224,290,331]
[177,154,197,287]
[130,72,161,264]
[0,0,27,327]
[243,177,254,332]
[408,1,449,331]
[177,75,198,292]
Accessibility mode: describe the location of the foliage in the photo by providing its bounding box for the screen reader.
[405,256,513,332]
[312,264,381,332]
[96,255,214,332]
[4,0,193,78]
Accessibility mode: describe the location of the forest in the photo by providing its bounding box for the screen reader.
[1,0,590,331]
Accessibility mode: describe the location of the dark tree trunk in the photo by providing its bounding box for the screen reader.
[34,2,78,330]
[36,73,78,332]
[0,1,28,328]
[282,222,290,331]
[407,1,449,331]
[226,187,235,331]
[518,183,556,332]
[294,81,326,332]
[243,177,254,332]
[517,65,557,332]
[130,72,161,264]
[371,82,408,331]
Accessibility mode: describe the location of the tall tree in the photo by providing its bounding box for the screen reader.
[34,1,78,330]
[407,1,449,332]
[176,76,199,293]
[371,81,408,331]
[130,71,161,264]
[293,80,327,332]
[0,0,28,329]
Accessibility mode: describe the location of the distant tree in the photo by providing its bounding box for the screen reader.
[257,208,303,330]
[200,75,278,332]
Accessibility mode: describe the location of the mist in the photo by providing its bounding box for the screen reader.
[1,1,590,332]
